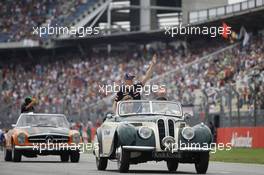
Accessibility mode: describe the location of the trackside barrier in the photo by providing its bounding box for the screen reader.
[217,127,264,148]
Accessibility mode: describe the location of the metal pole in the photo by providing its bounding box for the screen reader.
[230,88,232,126]
[227,85,232,127]
[253,78,257,126]
[233,87,240,126]
[107,1,112,54]
[237,92,241,126]
[202,90,209,123]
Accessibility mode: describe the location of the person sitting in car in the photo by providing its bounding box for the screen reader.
[113,54,157,112]
[21,96,37,113]
[155,87,168,101]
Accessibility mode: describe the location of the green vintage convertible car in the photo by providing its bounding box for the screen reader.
[93,100,212,173]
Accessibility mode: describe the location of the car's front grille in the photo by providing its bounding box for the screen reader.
[157,119,175,150]
[168,119,175,137]
[157,119,166,150]
[28,135,69,143]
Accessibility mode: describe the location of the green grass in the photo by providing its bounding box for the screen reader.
[210,148,264,164]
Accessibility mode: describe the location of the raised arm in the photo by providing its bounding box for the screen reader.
[141,54,157,86]
[112,101,117,113]
[25,98,37,109]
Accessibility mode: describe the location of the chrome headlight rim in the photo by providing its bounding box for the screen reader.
[17,133,26,144]
[72,133,81,144]
[181,127,195,140]
[138,126,152,139]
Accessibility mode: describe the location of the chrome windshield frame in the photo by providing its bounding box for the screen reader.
[117,100,183,117]
[16,113,70,128]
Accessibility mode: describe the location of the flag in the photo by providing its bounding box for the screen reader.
[222,22,230,39]
[239,26,250,46]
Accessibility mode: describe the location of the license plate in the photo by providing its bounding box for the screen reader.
[153,152,181,158]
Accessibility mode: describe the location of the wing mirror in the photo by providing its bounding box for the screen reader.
[11,124,16,128]
[106,113,113,119]
[183,113,192,121]
[103,113,114,122]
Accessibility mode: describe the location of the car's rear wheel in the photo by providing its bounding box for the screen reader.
[195,152,209,174]
[12,144,21,162]
[60,153,69,162]
[166,160,179,172]
[70,150,80,163]
[117,146,130,173]
[4,147,12,161]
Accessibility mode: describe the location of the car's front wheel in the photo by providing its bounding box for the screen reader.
[166,160,179,172]
[195,152,209,174]
[96,156,108,170]
[116,146,130,173]
[12,144,21,162]
[60,153,69,162]
[70,151,80,162]
[95,139,108,170]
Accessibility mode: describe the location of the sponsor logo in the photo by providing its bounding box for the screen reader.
[230,131,252,148]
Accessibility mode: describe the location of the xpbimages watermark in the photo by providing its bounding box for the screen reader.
[31,141,232,154]
[32,24,101,38]
[32,141,99,154]
[164,23,232,38]
[162,141,232,154]
[98,83,166,96]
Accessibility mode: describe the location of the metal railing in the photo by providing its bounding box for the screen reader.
[189,0,264,24]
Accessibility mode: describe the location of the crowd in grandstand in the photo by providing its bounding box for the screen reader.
[0,0,92,42]
[158,36,264,110]
[0,35,263,127]
[0,39,223,114]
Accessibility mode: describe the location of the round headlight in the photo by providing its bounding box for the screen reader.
[181,127,195,140]
[17,133,26,144]
[72,133,81,144]
[138,127,152,139]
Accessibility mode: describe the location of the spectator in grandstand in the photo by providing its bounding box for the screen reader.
[86,125,91,143]
[95,119,101,128]
[21,96,37,113]
[209,121,216,143]
[79,123,83,140]
[0,129,4,151]
[112,54,157,112]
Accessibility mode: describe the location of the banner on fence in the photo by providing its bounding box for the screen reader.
[217,127,264,148]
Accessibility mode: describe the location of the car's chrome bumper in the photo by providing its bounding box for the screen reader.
[122,146,155,151]
[15,144,79,151]
[15,145,36,150]
[121,146,211,152]
[178,147,212,151]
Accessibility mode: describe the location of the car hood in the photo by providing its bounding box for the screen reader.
[118,115,182,123]
[16,127,70,136]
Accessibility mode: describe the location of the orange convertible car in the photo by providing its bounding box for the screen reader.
[4,113,81,162]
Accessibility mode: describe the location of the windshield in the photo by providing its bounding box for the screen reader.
[16,114,70,128]
[118,101,182,117]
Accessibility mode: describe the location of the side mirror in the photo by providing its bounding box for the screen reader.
[106,113,113,119]
[183,113,192,121]
[11,124,16,128]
